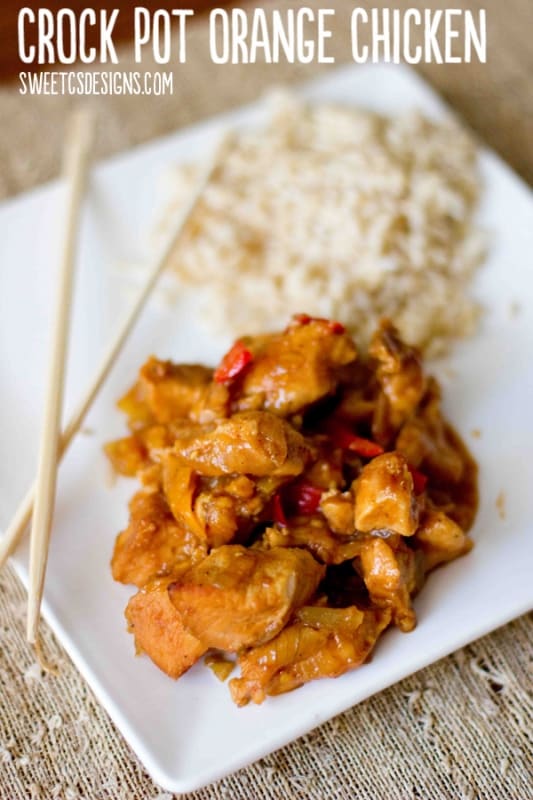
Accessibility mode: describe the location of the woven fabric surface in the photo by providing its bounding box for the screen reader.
[1,2,532,798]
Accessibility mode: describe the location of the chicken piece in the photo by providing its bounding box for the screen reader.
[354,451,419,537]
[105,422,203,483]
[117,383,154,431]
[189,380,231,424]
[139,422,175,452]
[163,455,242,546]
[414,508,472,572]
[302,435,346,490]
[229,606,391,705]
[132,358,214,424]
[263,518,362,565]
[168,545,324,651]
[125,579,205,679]
[395,379,464,485]
[370,320,426,430]
[371,389,396,448]
[320,491,355,535]
[105,435,148,477]
[436,425,478,532]
[111,490,206,587]
[163,452,287,547]
[193,492,239,548]
[396,417,463,484]
[396,382,478,531]
[130,423,178,483]
[173,411,311,478]
[357,537,421,632]
[236,317,357,416]
[194,473,286,547]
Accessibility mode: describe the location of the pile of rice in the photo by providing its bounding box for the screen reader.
[163,93,486,355]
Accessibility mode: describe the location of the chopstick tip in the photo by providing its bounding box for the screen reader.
[30,631,60,676]
[26,611,38,645]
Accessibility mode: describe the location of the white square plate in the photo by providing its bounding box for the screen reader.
[1,64,532,793]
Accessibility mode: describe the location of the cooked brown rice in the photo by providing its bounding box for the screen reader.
[162,93,486,356]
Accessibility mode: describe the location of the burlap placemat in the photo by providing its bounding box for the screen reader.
[1,2,532,798]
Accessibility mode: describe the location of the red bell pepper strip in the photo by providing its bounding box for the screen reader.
[273,493,288,527]
[214,340,253,384]
[288,481,323,515]
[292,314,345,334]
[408,464,428,494]
[328,422,384,458]
[293,313,312,325]
[348,436,385,458]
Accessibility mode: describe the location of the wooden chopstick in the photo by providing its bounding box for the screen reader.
[26,109,96,644]
[0,131,233,584]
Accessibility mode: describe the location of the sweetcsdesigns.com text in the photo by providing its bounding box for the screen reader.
[17,6,487,96]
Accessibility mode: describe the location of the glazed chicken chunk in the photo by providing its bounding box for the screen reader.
[168,545,325,651]
[125,579,206,679]
[396,378,465,484]
[105,316,478,702]
[111,490,206,588]
[126,359,213,425]
[414,508,473,571]
[263,517,362,566]
[370,320,426,431]
[354,452,420,537]
[356,537,421,632]
[172,410,311,478]
[230,606,391,706]
[237,316,357,415]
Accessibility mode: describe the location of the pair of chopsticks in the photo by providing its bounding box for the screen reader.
[0,109,232,645]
